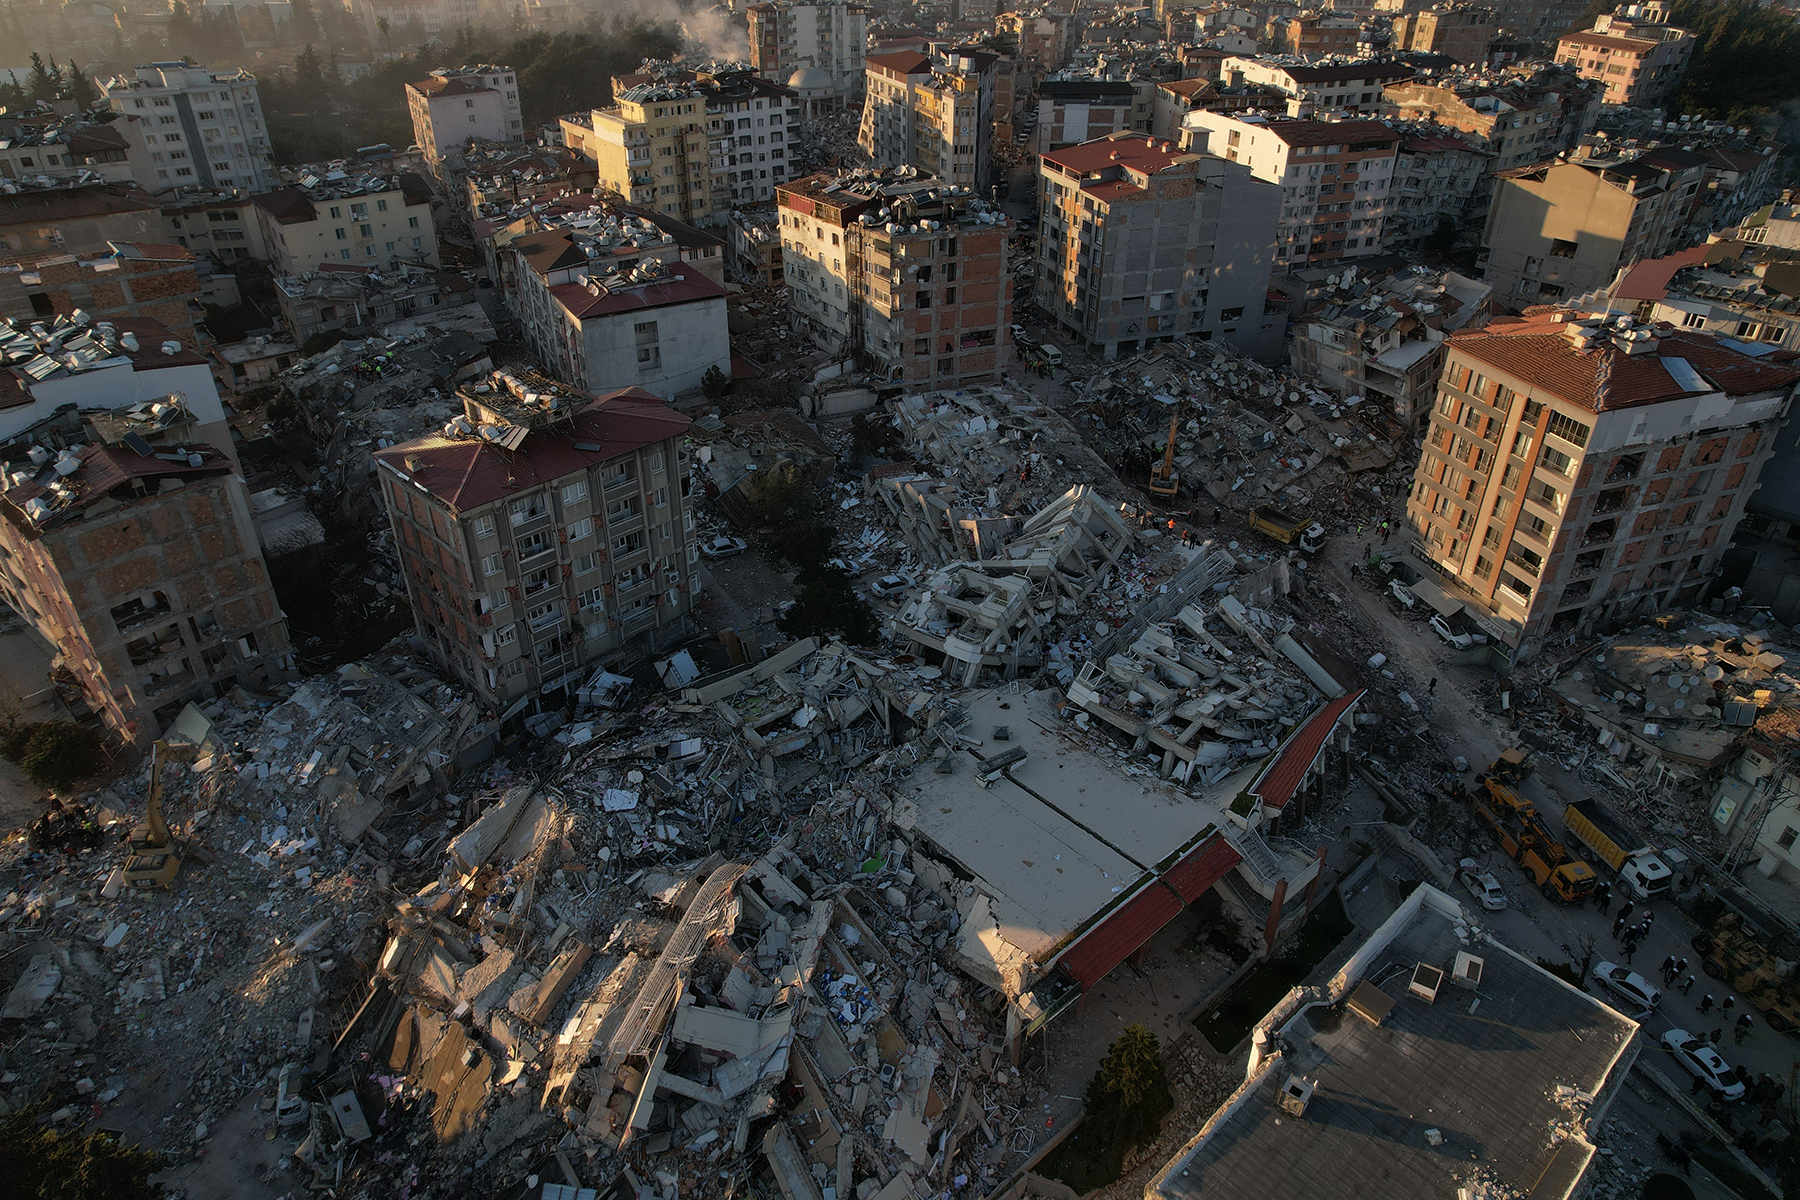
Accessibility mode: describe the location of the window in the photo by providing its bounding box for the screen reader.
[568,517,593,541]
[512,494,548,524]
[486,590,508,612]
[481,554,501,576]
[1545,411,1591,447]
[655,487,668,508]
[1540,446,1574,476]
[474,515,495,538]
[576,553,597,574]
[408,216,419,228]
[1779,826,1800,852]
[1549,237,1578,258]
[495,623,517,646]
[561,481,587,505]
[579,587,605,611]
[377,199,388,212]
[329,205,341,219]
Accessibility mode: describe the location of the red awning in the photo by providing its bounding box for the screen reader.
[1056,832,1244,990]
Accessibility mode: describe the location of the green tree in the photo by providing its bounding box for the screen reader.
[1091,1023,1169,1145]
[779,569,879,645]
[8,722,105,793]
[701,363,730,400]
[377,15,391,48]
[66,63,96,111]
[27,52,55,103]
[0,1104,166,1199]
[293,43,326,91]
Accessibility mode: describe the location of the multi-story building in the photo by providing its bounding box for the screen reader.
[859,50,997,194]
[537,257,730,399]
[1390,4,1495,64]
[748,3,871,103]
[1479,151,1706,311]
[274,264,471,347]
[0,423,291,744]
[1268,9,1361,55]
[1383,70,1602,172]
[567,71,798,225]
[162,191,267,262]
[996,10,1072,79]
[1737,197,1800,252]
[1037,133,1282,360]
[1404,311,1797,660]
[1220,58,1415,116]
[1181,112,1399,267]
[358,0,481,43]
[0,180,170,263]
[1151,77,1291,142]
[1387,128,1491,250]
[1613,241,1800,353]
[100,61,274,192]
[727,209,784,287]
[251,167,438,275]
[374,372,697,707]
[777,169,1013,385]
[0,112,156,188]
[406,66,524,170]
[1288,266,1493,429]
[1035,79,1147,152]
[1555,2,1694,108]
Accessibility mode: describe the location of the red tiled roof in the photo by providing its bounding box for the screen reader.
[409,76,490,98]
[865,51,932,75]
[373,388,691,513]
[3,441,232,528]
[551,271,725,319]
[1055,832,1242,990]
[1251,690,1365,810]
[1612,244,1709,302]
[1449,317,1800,411]
[112,241,195,262]
[1042,134,1193,177]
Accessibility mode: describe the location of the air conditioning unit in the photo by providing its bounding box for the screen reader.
[1409,961,1445,1003]
[1452,952,1484,988]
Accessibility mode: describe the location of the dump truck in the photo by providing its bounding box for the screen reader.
[1469,775,1597,903]
[1562,799,1673,901]
[1690,911,1800,1032]
[1247,506,1325,554]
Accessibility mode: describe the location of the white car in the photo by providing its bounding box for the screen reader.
[1661,1029,1746,1100]
[1429,614,1476,650]
[1457,861,1506,911]
[1592,961,1662,1014]
[869,571,917,597]
[700,536,748,560]
[1389,580,1417,610]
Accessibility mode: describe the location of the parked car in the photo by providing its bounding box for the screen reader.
[700,535,749,560]
[1661,1029,1746,1100]
[1429,614,1476,650]
[1456,859,1506,911]
[478,276,494,288]
[1389,580,1417,610]
[1592,961,1662,1014]
[870,571,917,596]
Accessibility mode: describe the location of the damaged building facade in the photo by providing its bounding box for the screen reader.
[1404,310,1799,662]
[374,370,699,712]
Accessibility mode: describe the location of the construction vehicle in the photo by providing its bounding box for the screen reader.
[123,739,199,890]
[1468,773,1597,903]
[1487,748,1533,784]
[1148,412,1180,500]
[1562,798,1673,900]
[1690,911,1800,1032]
[1247,505,1325,554]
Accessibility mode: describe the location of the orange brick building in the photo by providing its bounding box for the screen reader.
[0,443,290,744]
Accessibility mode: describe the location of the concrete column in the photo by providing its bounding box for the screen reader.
[1264,877,1288,953]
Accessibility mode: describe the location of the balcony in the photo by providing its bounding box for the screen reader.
[112,591,172,635]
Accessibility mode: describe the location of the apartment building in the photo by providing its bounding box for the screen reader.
[1383,71,1601,171]
[252,168,438,275]
[1181,112,1399,267]
[1151,78,1291,142]
[0,181,170,260]
[374,372,697,707]
[1220,58,1415,116]
[1390,4,1495,64]
[570,71,798,225]
[0,112,156,187]
[358,0,481,41]
[0,433,290,745]
[1404,312,1797,660]
[1035,79,1148,153]
[406,66,524,170]
[859,50,997,194]
[274,264,470,346]
[1387,128,1491,251]
[1556,2,1694,108]
[1480,152,1705,311]
[100,62,274,193]
[0,241,200,338]
[162,192,266,262]
[995,10,1072,77]
[1037,133,1282,360]
[1614,242,1800,353]
[777,169,1012,385]
[748,2,872,102]
[1268,10,1360,55]
[1288,266,1493,429]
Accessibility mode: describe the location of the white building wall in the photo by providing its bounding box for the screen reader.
[573,296,731,399]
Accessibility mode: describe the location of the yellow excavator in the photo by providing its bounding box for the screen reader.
[123,739,199,890]
[1148,412,1179,501]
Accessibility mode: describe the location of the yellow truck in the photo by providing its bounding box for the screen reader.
[1470,776,1597,903]
[1562,799,1673,901]
[1247,506,1325,554]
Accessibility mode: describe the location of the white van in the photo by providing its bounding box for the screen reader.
[1040,343,1063,367]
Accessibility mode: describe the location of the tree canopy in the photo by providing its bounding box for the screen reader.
[1564,0,1800,123]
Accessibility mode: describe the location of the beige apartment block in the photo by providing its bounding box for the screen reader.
[374,371,697,710]
[859,50,997,193]
[1404,311,1798,662]
[1555,2,1694,107]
